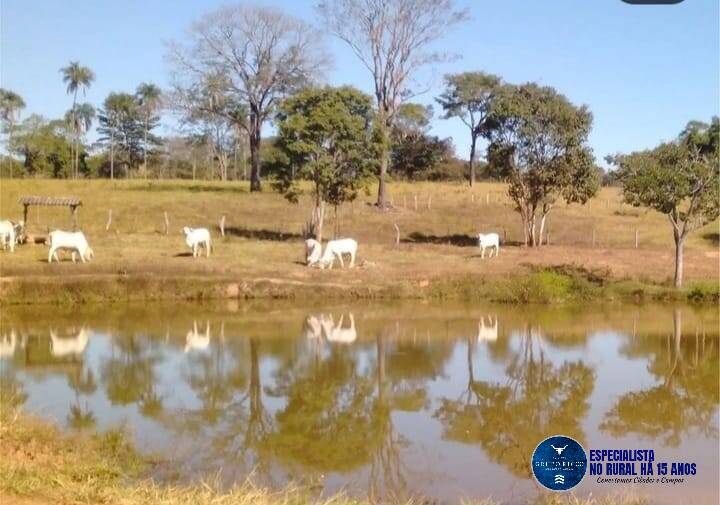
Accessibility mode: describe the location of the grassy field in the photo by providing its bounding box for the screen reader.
[0,179,717,304]
[0,395,648,505]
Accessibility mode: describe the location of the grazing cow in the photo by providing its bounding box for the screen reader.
[183,227,211,258]
[48,230,94,263]
[0,220,23,252]
[477,233,500,259]
[50,328,89,358]
[319,238,358,269]
[185,321,211,353]
[477,316,498,342]
[305,238,323,267]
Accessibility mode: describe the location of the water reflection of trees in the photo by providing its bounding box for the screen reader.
[601,310,718,446]
[434,328,594,478]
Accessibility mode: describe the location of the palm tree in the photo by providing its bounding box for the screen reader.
[0,88,26,178]
[135,83,162,178]
[65,103,95,177]
[60,61,95,178]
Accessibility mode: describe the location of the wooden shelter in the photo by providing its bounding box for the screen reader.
[19,196,82,230]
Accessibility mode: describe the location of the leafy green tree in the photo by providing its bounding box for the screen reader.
[319,0,469,207]
[0,88,25,178]
[10,114,72,177]
[97,92,143,179]
[483,83,600,246]
[390,132,453,180]
[168,4,329,192]
[60,61,95,178]
[273,86,379,241]
[437,72,502,186]
[608,118,719,287]
[135,83,163,178]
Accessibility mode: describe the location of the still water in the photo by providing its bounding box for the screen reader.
[1,302,718,504]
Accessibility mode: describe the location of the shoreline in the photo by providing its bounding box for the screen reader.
[1,268,717,306]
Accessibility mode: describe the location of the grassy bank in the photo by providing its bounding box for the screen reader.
[0,179,717,305]
[0,398,647,505]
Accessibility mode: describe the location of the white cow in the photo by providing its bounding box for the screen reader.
[477,233,500,259]
[50,328,89,358]
[305,238,323,266]
[321,314,357,344]
[48,230,94,263]
[185,321,211,353]
[319,238,358,269]
[477,316,498,342]
[183,227,211,258]
[0,220,23,252]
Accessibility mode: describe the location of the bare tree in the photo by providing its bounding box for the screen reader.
[167,4,329,191]
[318,0,468,207]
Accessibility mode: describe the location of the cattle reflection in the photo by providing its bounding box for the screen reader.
[303,314,357,344]
[50,328,89,358]
[477,316,498,342]
[185,321,211,353]
[0,329,21,358]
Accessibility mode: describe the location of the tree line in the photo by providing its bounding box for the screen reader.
[0,0,717,286]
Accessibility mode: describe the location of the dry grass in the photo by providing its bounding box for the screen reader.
[0,397,648,505]
[0,179,717,303]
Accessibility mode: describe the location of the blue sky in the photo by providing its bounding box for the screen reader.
[1,0,718,166]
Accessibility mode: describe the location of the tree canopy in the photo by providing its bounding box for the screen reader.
[273,86,379,241]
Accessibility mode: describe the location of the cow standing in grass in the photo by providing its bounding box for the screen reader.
[477,233,500,259]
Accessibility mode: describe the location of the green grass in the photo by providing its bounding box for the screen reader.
[0,179,717,305]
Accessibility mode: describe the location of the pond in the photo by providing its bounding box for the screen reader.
[1,301,718,504]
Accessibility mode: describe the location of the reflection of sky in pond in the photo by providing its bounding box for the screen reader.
[1,303,717,505]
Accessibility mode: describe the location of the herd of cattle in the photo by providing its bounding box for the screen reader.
[0,219,502,268]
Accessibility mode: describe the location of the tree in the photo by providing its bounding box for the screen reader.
[10,114,73,177]
[483,83,600,246]
[437,72,501,186]
[0,88,25,178]
[97,92,141,179]
[135,83,163,178]
[318,0,469,207]
[609,118,719,287]
[60,61,95,178]
[390,131,452,180]
[273,86,378,242]
[64,103,95,177]
[168,4,329,192]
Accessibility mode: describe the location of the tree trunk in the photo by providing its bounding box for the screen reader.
[143,119,148,179]
[110,131,115,180]
[377,148,388,207]
[538,213,548,247]
[468,134,477,187]
[673,231,685,288]
[249,111,262,192]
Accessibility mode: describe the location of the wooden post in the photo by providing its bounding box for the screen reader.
[106,209,113,231]
[471,194,475,203]
[164,211,169,235]
[592,228,596,248]
[414,194,418,211]
[427,195,432,210]
[393,223,400,245]
[220,215,226,237]
[486,193,490,205]
[71,205,78,231]
[635,228,639,249]
[503,228,507,244]
[23,204,28,226]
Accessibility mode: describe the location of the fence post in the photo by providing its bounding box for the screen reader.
[393,223,400,246]
[414,194,418,211]
[635,228,639,249]
[164,211,169,235]
[427,195,432,210]
[106,209,113,231]
[592,228,596,248]
[486,193,490,205]
[219,215,226,237]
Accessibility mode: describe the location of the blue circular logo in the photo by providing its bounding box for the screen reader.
[531,435,587,491]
